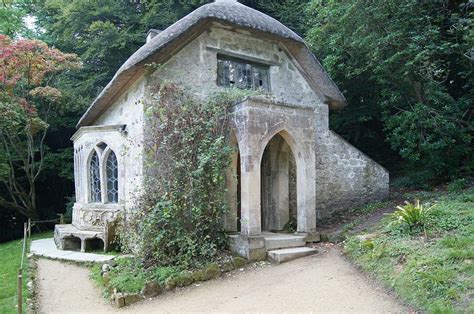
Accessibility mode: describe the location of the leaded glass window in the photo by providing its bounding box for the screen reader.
[217,54,270,91]
[106,151,119,203]
[89,151,101,203]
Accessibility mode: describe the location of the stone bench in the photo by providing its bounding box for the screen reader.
[54,222,115,252]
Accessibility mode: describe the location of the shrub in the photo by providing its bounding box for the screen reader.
[390,200,435,231]
[118,82,254,268]
[447,178,468,193]
[153,266,180,284]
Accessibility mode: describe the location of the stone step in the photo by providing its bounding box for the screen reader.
[264,235,306,250]
[267,247,317,264]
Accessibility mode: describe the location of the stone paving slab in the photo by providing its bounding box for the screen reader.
[31,238,115,263]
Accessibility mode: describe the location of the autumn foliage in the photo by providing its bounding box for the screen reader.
[0,34,80,218]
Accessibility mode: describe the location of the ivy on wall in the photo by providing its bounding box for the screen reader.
[118,83,253,268]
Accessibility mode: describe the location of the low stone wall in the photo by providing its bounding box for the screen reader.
[315,130,389,219]
[105,256,249,308]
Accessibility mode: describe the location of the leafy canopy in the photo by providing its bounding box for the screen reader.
[306,0,473,180]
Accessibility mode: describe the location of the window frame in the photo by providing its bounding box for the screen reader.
[88,149,102,203]
[216,54,271,92]
[105,150,119,204]
[87,144,120,204]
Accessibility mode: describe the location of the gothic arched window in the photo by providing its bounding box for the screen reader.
[89,151,101,202]
[106,151,119,203]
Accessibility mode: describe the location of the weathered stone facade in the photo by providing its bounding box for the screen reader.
[55,0,389,258]
[314,103,389,219]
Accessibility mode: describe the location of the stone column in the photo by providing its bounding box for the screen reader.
[239,154,261,236]
[223,154,238,232]
[296,153,317,234]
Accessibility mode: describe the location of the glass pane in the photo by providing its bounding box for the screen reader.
[217,55,269,91]
[106,151,119,203]
[89,151,101,203]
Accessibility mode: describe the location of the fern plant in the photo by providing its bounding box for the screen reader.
[391,200,435,230]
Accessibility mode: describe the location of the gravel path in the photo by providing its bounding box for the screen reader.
[37,246,407,313]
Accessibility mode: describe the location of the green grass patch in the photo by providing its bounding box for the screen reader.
[91,256,238,297]
[90,257,182,295]
[344,189,474,313]
[0,231,53,314]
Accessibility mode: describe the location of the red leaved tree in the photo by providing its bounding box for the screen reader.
[0,34,81,219]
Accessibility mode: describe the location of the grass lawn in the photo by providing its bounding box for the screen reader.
[0,231,53,314]
[344,188,474,313]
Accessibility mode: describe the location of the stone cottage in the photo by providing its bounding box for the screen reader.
[54,0,389,260]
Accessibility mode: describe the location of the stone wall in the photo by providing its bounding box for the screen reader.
[72,77,146,219]
[145,23,322,106]
[314,104,389,219]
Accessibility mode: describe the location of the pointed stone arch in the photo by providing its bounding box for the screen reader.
[104,149,119,203]
[260,132,297,232]
[87,148,102,203]
[229,97,317,242]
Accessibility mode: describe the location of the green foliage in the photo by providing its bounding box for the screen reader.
[447,178,468,193]
[390,200,435,231]
[107,258,147,294]
[306,0,473,179]
[350,200,391,216]
[153,266,180,284]
[30,0,212,105]
[0,1,28,38]
[244,0,310,35]
[345,189,474,312]
[92,255,242,296]
[118,83,252,268]
[390,170,435,190]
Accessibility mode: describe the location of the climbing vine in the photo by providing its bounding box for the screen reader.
[118,82,252,268]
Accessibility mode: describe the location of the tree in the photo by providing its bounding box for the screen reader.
[0,1,27,38]
[245,0,310,36]
[306,0,473,180]
[0,34,80,218]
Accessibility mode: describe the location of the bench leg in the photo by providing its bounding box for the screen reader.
[103,238,108,253]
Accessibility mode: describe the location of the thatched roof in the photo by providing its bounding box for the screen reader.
[77,0,347,127]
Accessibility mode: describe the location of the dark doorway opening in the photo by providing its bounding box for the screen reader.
[260,133,297,232]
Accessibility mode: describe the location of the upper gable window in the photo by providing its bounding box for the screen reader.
[217,54,270,91]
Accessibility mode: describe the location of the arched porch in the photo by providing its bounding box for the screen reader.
[225,97,317,260]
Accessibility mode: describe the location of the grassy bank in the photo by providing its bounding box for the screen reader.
[0,231,53,313]
[344,188,473,313]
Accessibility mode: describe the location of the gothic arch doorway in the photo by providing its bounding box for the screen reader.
[260,133,297,232]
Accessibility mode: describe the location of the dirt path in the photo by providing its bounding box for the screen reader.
[37,247,407,313]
